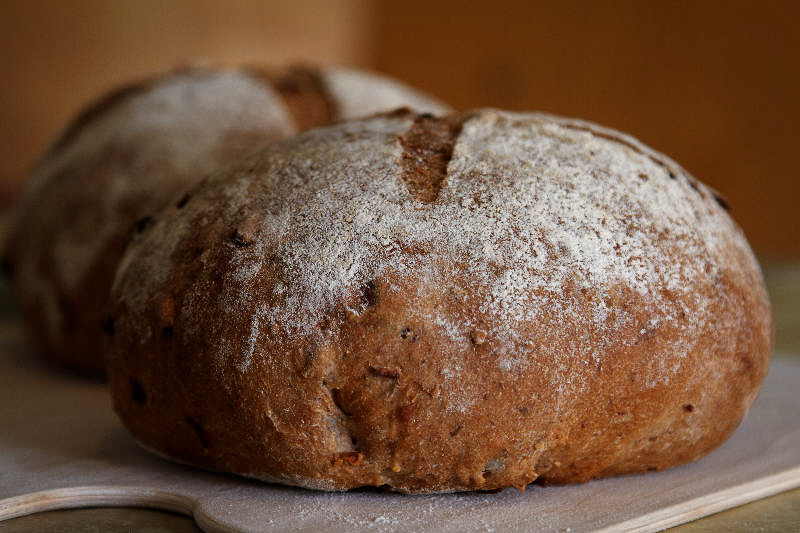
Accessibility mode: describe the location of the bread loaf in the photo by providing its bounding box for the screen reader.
[106,109,772,493]
[2,65,448,375]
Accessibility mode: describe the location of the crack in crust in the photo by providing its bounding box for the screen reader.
[398,113,465,203]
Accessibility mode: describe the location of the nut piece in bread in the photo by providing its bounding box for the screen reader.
[106,109,772,493]
[2,65,449,375]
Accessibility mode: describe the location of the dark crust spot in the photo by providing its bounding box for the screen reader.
[330,387,352,416]
[131,379,147,405]
[398,114,465,203]
[230,229,253,248]
[247,65,337,130]
[400,326,418,341]
[176,193,191,209]
[184,414,209,449]
[683,404,695,413]
[350,484,393,493]
[133,215,152,233]
[101,315,115,336]
[57,294,77,331]
[380,106,416,119]
[162,325,174,339]
[362,280,378,307]
[712,192,730,211]
[1,254,13,279]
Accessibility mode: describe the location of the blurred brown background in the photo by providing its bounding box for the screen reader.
[1,0,798,258]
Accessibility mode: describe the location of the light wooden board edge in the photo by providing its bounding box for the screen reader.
[599,466,800,533]
[2,466,800,533]
[0,486,240,533]
[0,486,195,522]
[1,356,797,532]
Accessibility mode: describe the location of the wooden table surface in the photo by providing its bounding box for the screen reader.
[1,262,798,532]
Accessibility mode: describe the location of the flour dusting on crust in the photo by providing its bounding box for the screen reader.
[31,70,293,294]
[119,110,755,372]
[5,64,451,375]
[110,109,771,492]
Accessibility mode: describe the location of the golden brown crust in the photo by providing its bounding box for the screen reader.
[106,110,772,493]
[3,65,450,376]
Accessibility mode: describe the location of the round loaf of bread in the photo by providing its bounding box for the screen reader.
[2,65,448,375]
[107,109,772,493]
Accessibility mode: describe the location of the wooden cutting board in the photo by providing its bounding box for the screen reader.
[0,336,798,533]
